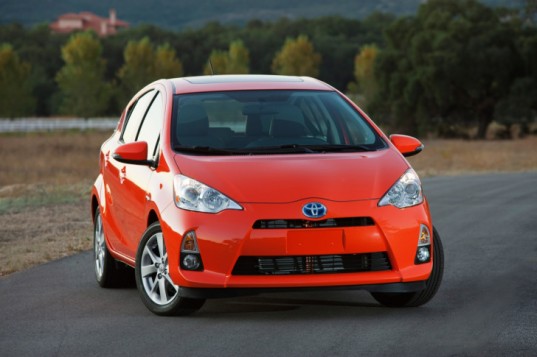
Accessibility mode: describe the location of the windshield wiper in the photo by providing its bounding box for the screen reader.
[277,144,316,153]
[173,146,242,155]
[242,144,376,154]
[303,144,376,153]
[242,144,319,154]
[174,144,376,156]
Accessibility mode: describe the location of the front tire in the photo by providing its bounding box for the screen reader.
[135,222,205,316]
[371,226,444,307]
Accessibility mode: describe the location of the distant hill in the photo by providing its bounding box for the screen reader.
[0,0,524,30]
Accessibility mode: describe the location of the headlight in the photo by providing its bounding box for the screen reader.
[378,169,423,208]
[173,175,242,213]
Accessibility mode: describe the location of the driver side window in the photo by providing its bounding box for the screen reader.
[121,90,156,144]
[137,92,164,160]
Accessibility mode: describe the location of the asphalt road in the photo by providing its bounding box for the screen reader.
[1,172,536,356]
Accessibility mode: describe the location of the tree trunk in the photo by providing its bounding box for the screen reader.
[476,117,490,139]
[475,103,494,139]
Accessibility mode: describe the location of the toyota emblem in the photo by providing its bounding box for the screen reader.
[302,202,327,219]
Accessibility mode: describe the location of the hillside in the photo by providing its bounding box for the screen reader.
[0,0,524,30]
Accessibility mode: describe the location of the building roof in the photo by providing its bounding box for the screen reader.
[49,9,128,37]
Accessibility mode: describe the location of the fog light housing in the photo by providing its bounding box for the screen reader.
[180,231,203,271]
[416,246,431,263]
[182,254,201,270]
[415,224,431,264]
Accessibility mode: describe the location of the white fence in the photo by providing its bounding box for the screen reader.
[0,118,118,133]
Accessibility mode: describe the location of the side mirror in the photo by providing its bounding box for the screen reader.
[112,141,154,166]
[390,134,424,157]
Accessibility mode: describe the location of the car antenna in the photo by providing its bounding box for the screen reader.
[208,58,215,75]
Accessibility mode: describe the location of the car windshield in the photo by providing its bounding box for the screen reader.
[171,90,386,155]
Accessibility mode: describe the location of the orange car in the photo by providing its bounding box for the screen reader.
[91,75,444,316]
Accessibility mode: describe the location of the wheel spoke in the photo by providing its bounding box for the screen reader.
[141,264,157,278]
[156,233,165,258]
[149,277,159,294]
[96,217,102,237]
[158,278,168,303]
[144,245,159,264]
[164,274,178,293]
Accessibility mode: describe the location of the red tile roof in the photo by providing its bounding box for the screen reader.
[50,9,129,37]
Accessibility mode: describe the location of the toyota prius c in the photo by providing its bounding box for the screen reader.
[91,75,444,316]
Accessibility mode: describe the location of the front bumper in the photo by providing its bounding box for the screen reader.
[160,198,434,291]
[177,281,426,299]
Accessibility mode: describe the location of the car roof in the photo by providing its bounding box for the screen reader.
[168,75,334,94]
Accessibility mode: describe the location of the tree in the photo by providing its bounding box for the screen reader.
[154,43,184,79]
[351,44,379,110]
[495,28,537,137]
[495,78,537,137]
[227,40,249,74]
[55,32,110,118]
[5,23,67,116]
[204,50,227,75]
[271,35,321,77]
[0,44,36,117]
[375,0,524,138]
[240,16,382,89]
[117,37,156,101]
[118,37,184,104]
[523,0,537,24]
[203,40,249,75]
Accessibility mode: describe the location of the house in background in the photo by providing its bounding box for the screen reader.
[50,9,129,37]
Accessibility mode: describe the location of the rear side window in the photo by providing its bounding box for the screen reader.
[121,90,156,143]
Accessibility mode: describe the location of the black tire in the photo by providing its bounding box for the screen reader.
[135,222,205,316]
[93,208,134,288]
[371,226,444,307]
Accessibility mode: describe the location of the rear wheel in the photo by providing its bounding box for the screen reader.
[371,226,444,307]
[135,222,205,316]
[94,208,133,288]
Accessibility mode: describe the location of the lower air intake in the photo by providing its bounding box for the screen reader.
[232,252,391,275]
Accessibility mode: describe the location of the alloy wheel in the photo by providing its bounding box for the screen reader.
[139,232,179,305]
[94,213,105,280]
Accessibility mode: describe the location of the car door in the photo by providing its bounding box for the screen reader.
[103,89,157,257]
[116,90,166,257]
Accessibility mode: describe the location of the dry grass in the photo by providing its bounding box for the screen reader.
[0,199,91,275]
[0,131,536,276]
[409,136,537,177]
[0,131,110,276]
[0,131,108,186]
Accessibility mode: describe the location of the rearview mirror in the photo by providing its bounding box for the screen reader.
[390,134,424,157]
[112,141,154,166]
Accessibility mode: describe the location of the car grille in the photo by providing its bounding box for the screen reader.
[252,217,374,229]
[232,252,391,275]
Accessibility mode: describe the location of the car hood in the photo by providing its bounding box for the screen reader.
[173,149,408,203]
